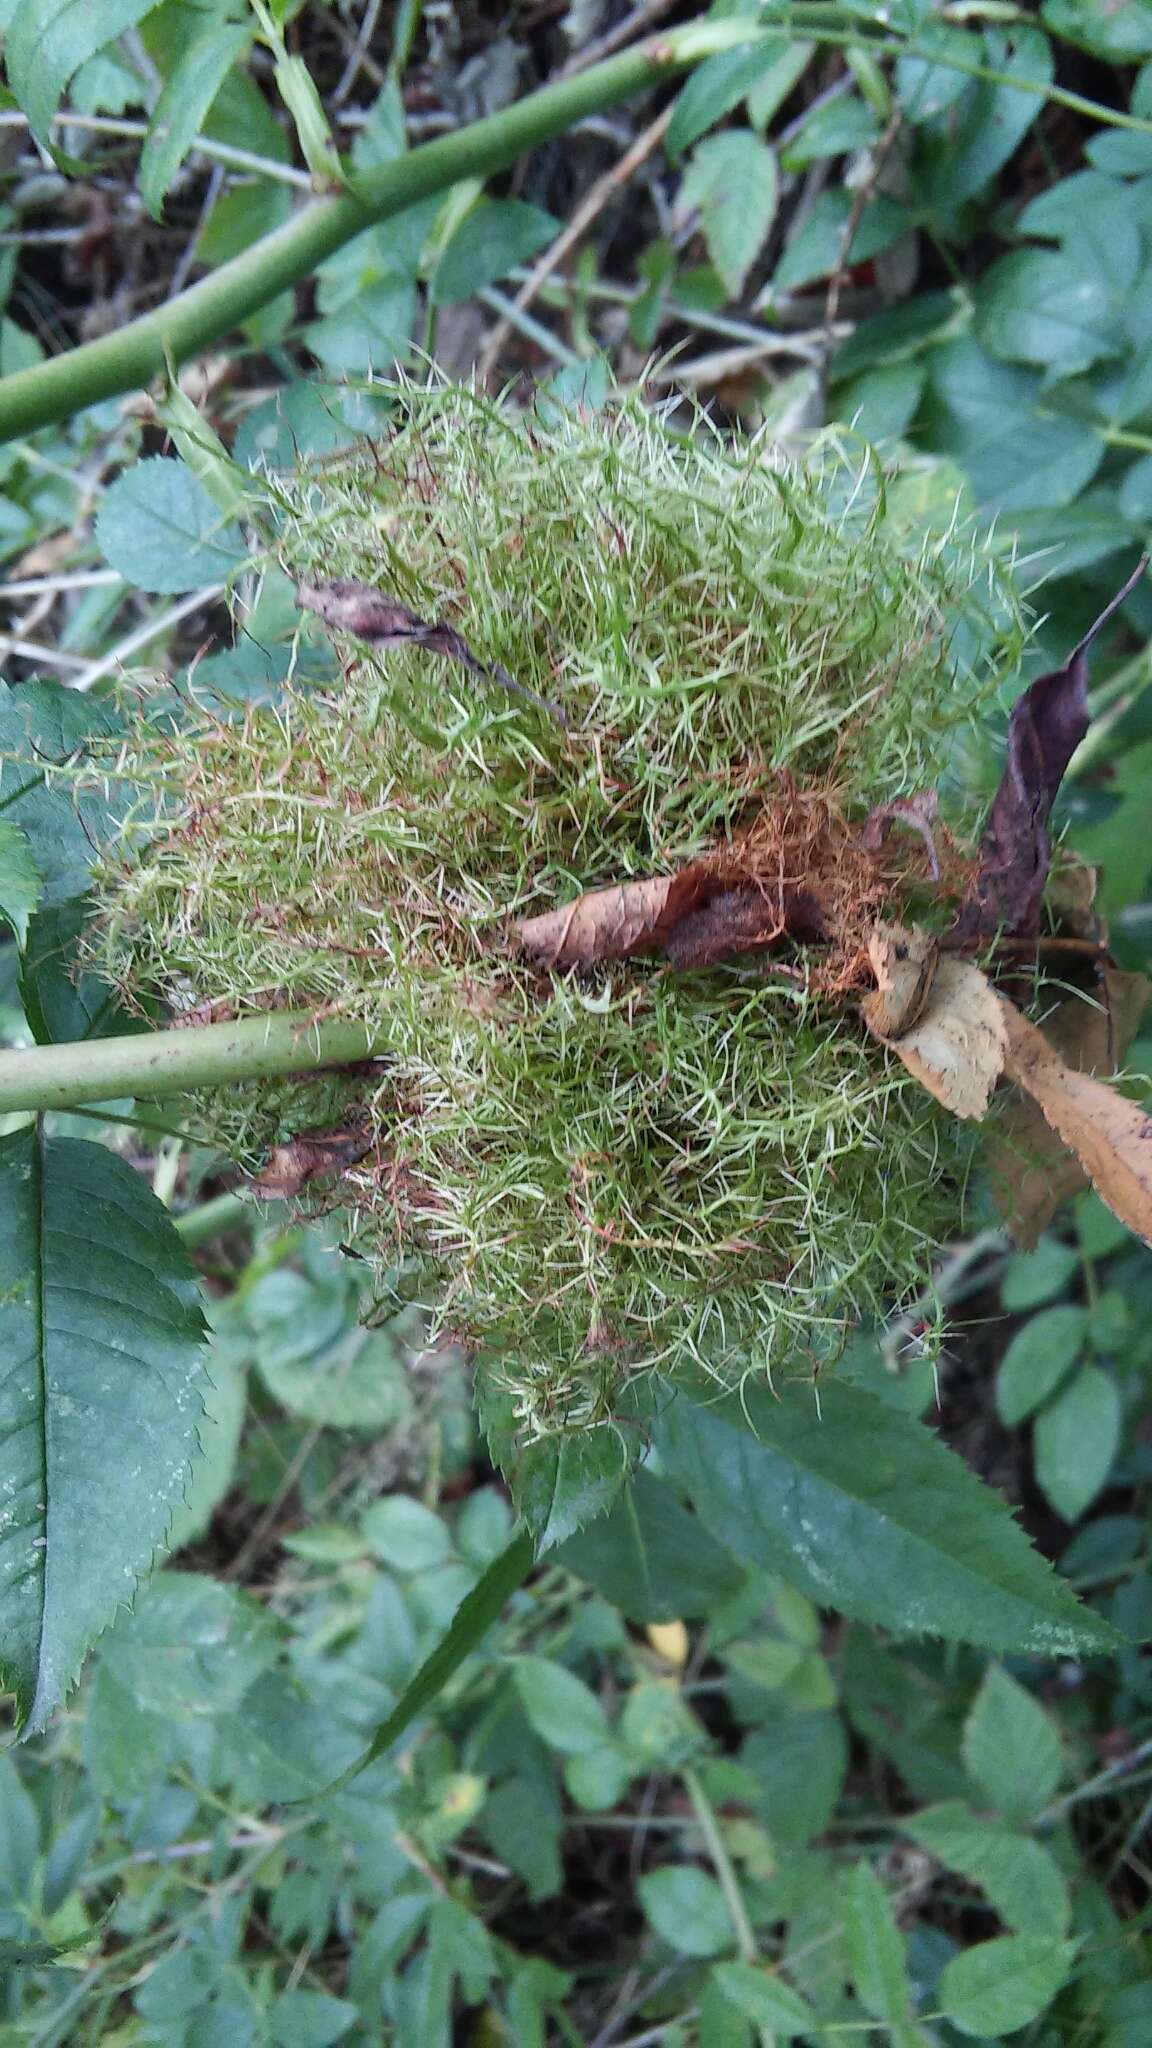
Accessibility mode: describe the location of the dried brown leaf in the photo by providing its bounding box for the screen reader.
[515,869,709,967]
[860,922,939,1039]
[663,883,824,969]
[872,952,1008,1118]
[253,1123,372,1200]
[999,996,1152,1247]
[988,968,1150,1245]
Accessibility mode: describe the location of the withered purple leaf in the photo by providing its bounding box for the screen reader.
[956,557,1147,945]
[296,578,565,725]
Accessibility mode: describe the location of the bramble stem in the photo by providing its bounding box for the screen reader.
[0,1012,385,1112]
[0,21,760,445]
[175,1190,254,1248]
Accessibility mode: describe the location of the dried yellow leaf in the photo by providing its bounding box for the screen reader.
[860,922,939,1039]
[646,1620,690,1669]
[988,969,1151,1245]
[999,999,1152,1247]
[863,933,1007,1120]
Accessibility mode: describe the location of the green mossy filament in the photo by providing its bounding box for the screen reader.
[99,386,1019,1436]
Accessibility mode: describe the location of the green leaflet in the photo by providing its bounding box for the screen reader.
[18,897,136,1046]
[95,456,246,594]
[962,1665,1064,1820]
[513,1427,631,1551]
[513,1656,611,1757]
[1034,1365,1122,1523]
[0,682,124,909]
[995,1304,1087,1425]
[904,1802,1071,1939]
[940,1933,1077,2036]
[639,1867,732,1958]
[555,1466,745,1622]
[0,1128,209,1731]
[843,1863,913,2025]
[139,22,253,219]
[7,0,158,149]
[711,1962,815,2035]
[0,817,39,947]
[677,131,778,297]
[666,40,799,158]
[431,200,559,306]
[310,1527,536,1796]
[655,1378,1118,1655]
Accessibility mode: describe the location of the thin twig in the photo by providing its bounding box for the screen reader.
[824,107,903,335]
[223,1422,325,1582]
[476,286,581,367]
[71,585,224,693]
[556,0,678,80]
[169,163,225,298]
[683,1766,759,1964]
[881,1227,1008,1372]
[642,333,848,389]
[1036,1734,1152,1827]
[0,637,91,672]
[530,268,842,357]
[479,104,674,385]
[0,109,314,188]
[0,569,122,599]
[332,0,385,105]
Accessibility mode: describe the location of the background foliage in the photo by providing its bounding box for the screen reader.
[2,1,1152,2041]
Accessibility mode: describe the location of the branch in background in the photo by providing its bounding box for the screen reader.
[0,21,764,445]
[478,103,674,387]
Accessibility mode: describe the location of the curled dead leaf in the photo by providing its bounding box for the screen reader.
[956,558,1147,945]
[663,883,824,969]
[253,1122,372,1200]
[296,578,564,724]
[999,998,1152,1248]
[861,925,1006,1118]
[865,919,1152,1243]
[860,923,939,1039]
[880,956,1008,1119]
[515,868,709,967]
[988,968,1151,1245]
[515,867,826,971]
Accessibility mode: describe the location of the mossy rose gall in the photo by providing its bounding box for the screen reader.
[97,384,1020,1439]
